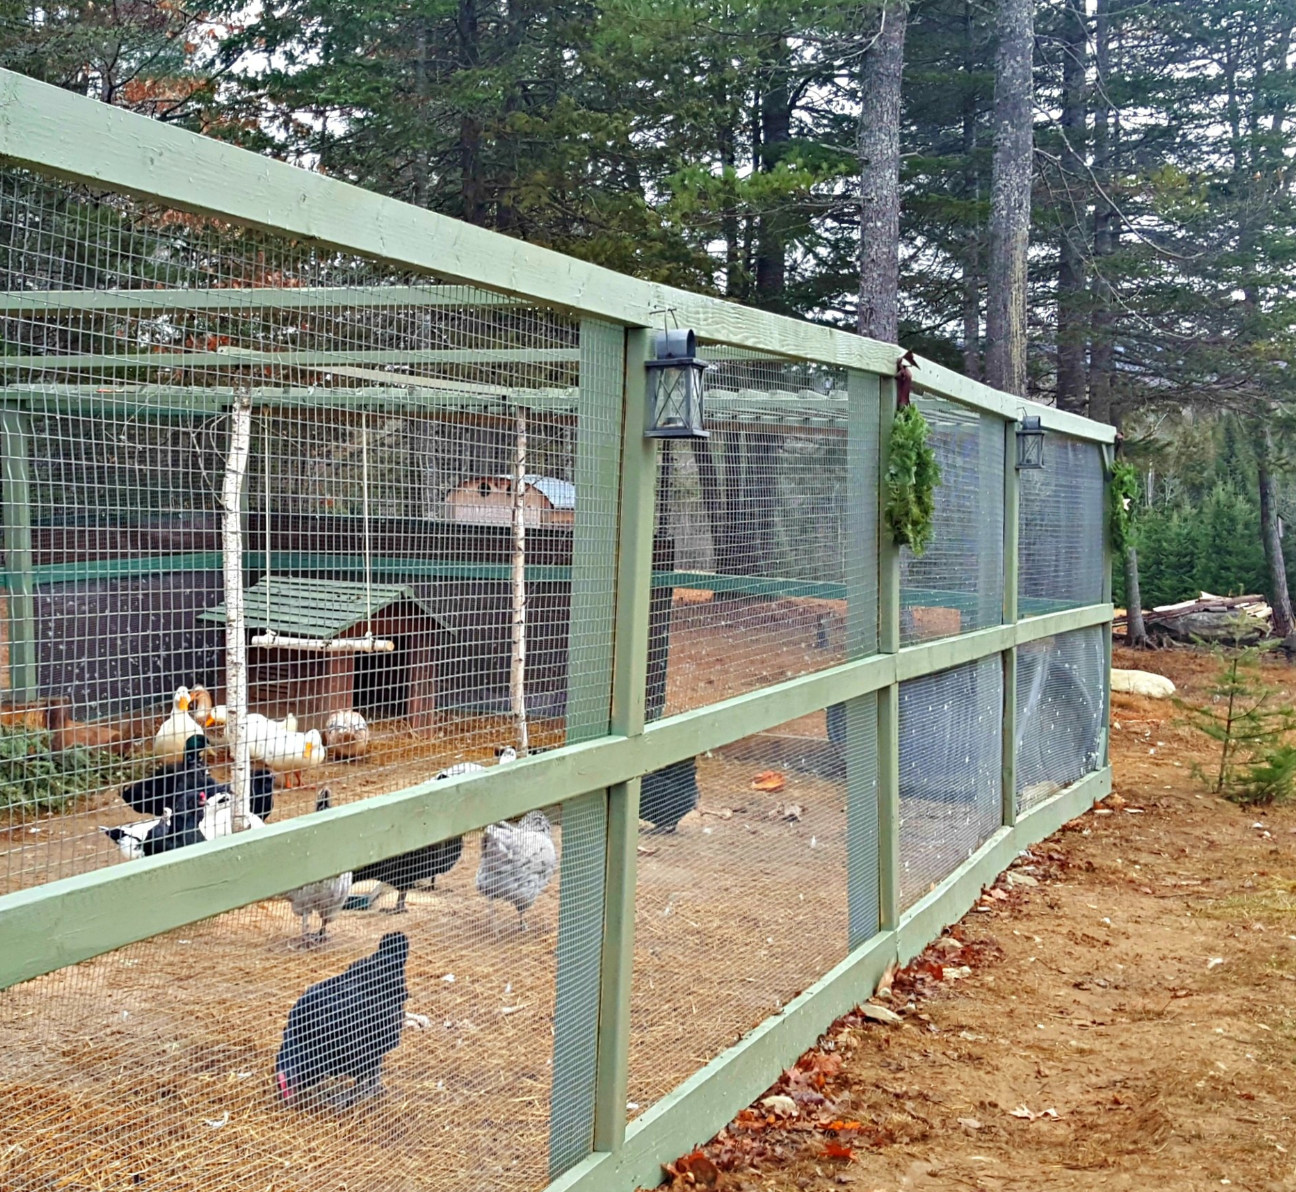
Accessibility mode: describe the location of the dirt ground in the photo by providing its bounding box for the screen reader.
[660,644,1296,1192]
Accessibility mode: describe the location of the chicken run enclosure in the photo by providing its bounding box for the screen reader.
[0,72,1114,1192]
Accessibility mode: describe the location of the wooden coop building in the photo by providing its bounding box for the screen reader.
[445,474,576,527]
[200,577,448,731]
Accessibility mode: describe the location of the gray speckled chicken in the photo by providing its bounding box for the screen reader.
[475,810,556,930]
[285,788,353,948]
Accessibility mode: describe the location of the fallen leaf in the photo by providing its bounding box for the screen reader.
[637,845,659,856]
[875,962,898,997]
[1010,1105,1059,1122]
[1207,957,1224,970]
[988,887,1009,902]
[777,803,803,822]
[752,770,786,793]
[957,1117,982,1131]
[1006,871,1039,888]
[663,1149,723,1188]
[699,805,733,819]
[860,1003,903,1026]
[822,1140,855,1161]
[761,1094,798,1118]
[944,965,972,981]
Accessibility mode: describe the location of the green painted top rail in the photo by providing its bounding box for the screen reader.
[0,69,1114,446]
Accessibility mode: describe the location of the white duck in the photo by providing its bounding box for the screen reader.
[323,710,369,761]
[153,687,203,763]
[205,706,298,746]
[256,727,325,788]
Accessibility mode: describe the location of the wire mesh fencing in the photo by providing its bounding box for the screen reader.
[0,113,1119,1192]
[0,796,599,1192]
[627,707,872,1117]
[646,358,873,724]
[1016,627,1107,813]
[0,168,621,895]
[1018,434,1106,614]
[897,658,1003,908]
[901,399,1004,646]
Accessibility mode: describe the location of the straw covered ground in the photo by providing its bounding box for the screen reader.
[0,600,866,1189]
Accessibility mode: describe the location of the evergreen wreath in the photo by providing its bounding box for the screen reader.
[885,404,941,554]
[1109,458,1140,555]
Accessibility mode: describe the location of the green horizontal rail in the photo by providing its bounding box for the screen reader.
[0,68,1115,445]
[0,285,521,313]
[2,346,581,371]
[7,548,1087,618]
[0,601,1110,991]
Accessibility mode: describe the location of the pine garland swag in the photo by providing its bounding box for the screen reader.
[1109,458,1140,554]
[885,404,941,554]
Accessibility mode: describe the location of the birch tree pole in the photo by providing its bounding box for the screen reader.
[510,405,529,756]
[985,0,1035,396]
[222,389,253,828]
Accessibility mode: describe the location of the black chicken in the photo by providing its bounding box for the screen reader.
[250,767,276,821]
[120,734,220,817]
[639,757,699,833]
[274,931,410,1108]
[348,838,464,914]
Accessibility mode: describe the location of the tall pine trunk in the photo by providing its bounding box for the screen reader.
[1056,0,1088,413]
[755,37,791,311]
[1089,0,1114,425]
[985,0,1034,396]
[1258,430,1294,638]
[857,2,907,343]
[961,0,981,380]
[1124,547,1147,646]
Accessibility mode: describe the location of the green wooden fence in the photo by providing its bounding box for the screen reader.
[0,67,1114,1192]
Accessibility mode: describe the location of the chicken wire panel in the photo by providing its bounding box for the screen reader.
[628,708,859,1116]
[900,400,1004,646]
[1018,434,1106,615]
[0,809,578,1191]
[898,658,1003,909]
[1015,626,1106,812]
[647,357,865,723]
[0,169,621,895]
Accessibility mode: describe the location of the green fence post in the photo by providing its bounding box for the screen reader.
[1002,420,1020,828]
[876,375,902,932]
[845,369,881,948]
[548,319,627,1176]
[1100,443,1114,768]
[591,327,657,1156]
[1,410,36,705]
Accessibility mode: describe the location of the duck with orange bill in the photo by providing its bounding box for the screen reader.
[153,687,204,763]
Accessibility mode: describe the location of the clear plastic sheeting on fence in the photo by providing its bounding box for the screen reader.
[646,357,877,722]
[1018,434,1106,615]
[900,399,1005,646]
[898,658,1003,908]
[1015,628,1107,812]
[628,706,872,1116]
[0,169,622,894]
[0,803,601,1192]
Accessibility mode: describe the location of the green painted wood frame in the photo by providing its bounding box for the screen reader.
[0,66,1120,1192]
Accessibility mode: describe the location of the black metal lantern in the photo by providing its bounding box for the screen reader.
[1016,413,1045,470]
[645,328,709,439]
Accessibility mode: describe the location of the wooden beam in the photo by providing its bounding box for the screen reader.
[0,410,36,701]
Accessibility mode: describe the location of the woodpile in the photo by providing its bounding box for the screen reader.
[1115,592,1272,645]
